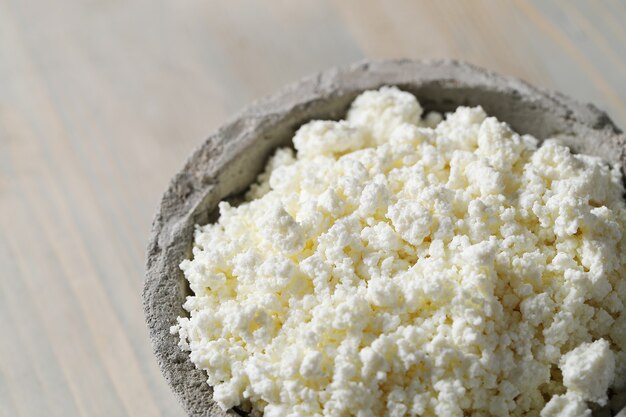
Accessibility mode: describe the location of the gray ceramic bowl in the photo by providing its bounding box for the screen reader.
[143,59,626,417]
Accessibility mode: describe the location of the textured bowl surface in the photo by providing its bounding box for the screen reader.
[143,59,625,417]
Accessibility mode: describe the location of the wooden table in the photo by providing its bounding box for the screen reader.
[2,1,625,416]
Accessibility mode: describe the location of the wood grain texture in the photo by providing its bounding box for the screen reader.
[0,1,624,416]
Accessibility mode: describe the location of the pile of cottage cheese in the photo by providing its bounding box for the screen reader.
[173,87,626,417]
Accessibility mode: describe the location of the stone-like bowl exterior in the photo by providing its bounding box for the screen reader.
[143,59,625,417]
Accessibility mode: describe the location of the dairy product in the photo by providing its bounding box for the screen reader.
[540,393,590,417]
[173,87,626,416]
[560,339,614,405]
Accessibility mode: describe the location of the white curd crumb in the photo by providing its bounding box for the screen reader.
[347,86,423,144]
[175,86,626,417]
[540,393,591,417]
[560,339,615,405]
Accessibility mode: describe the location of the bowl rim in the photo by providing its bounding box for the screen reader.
[143,59,625,417]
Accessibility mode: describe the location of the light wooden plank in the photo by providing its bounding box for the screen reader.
[329,0,626,129]
[515,0,626,127]
[0,237,84,417]
[328,0,552,88]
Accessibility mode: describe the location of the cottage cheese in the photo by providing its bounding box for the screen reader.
[560,339,615,406]
[173,87,626,417]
